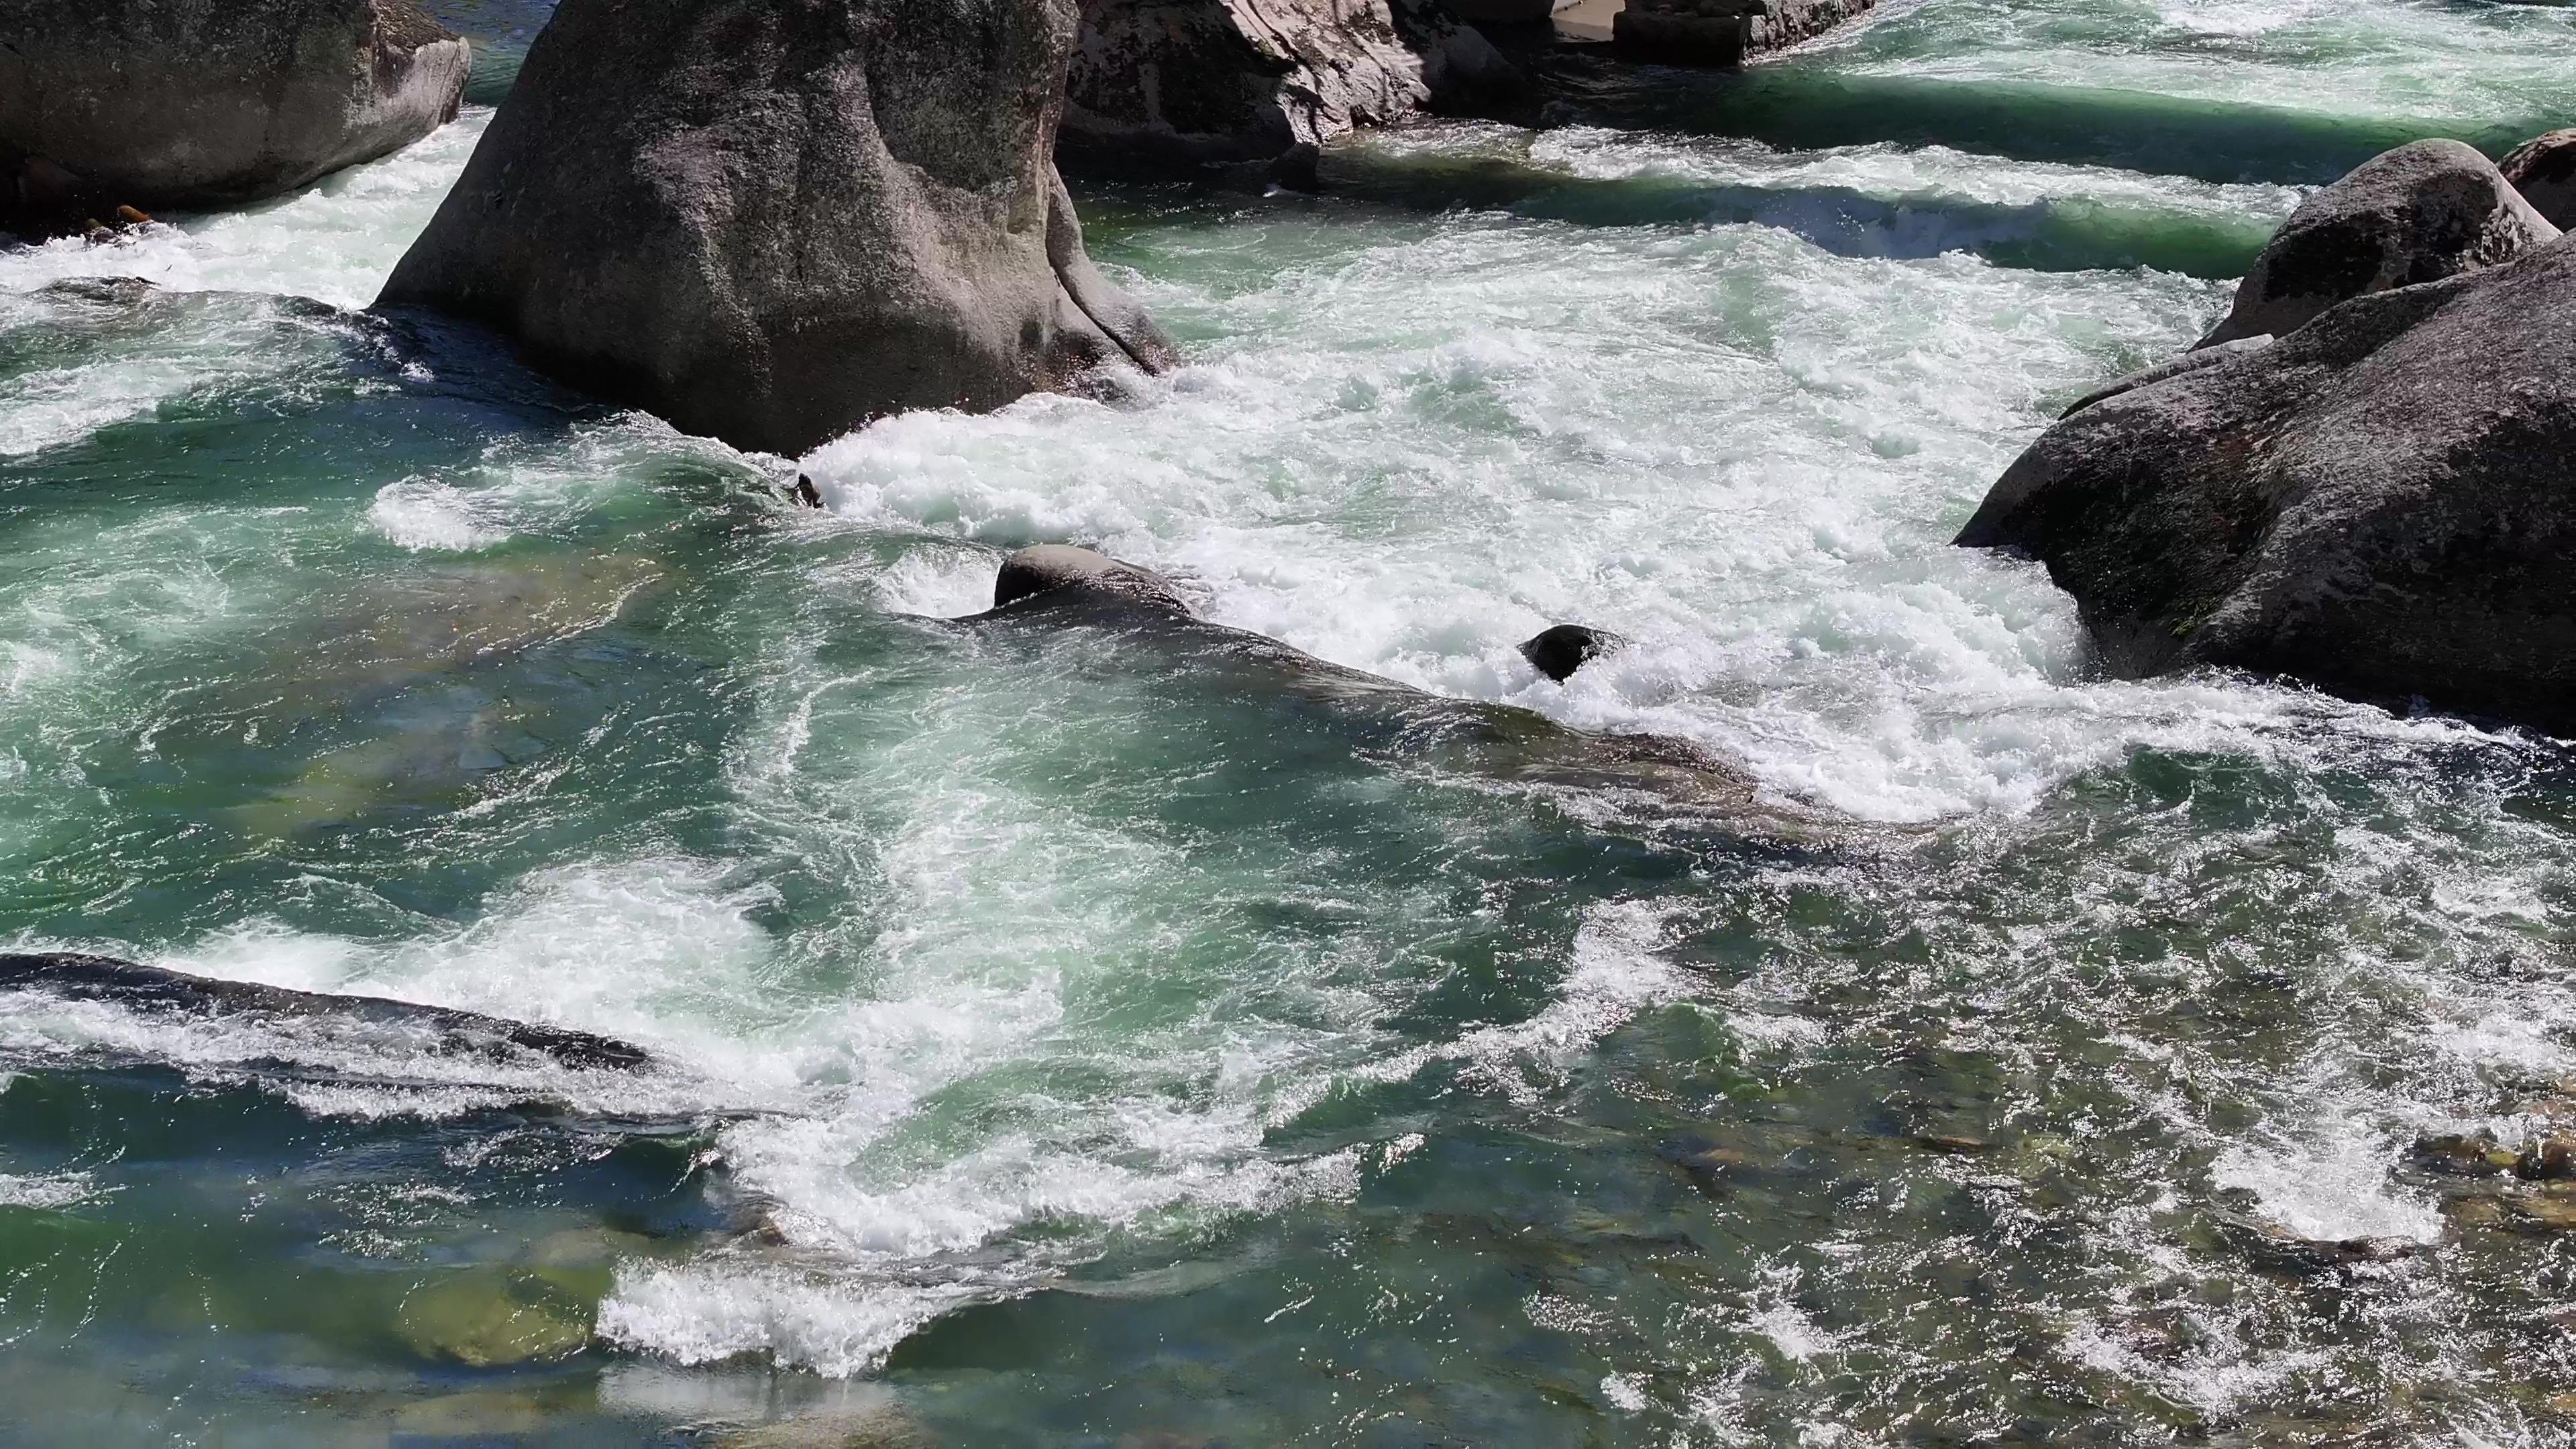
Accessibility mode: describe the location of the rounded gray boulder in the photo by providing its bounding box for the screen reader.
[0,0,468,214]
[2195,138,2558,350]
[1959,231,2576,734]
[993,545,1191,614]
[376,0,1178,456]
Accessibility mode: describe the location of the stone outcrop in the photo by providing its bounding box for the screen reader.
[994,544,1193,613]
[378,0,1177,457]
[2194,138,2557,350]
[2502,128,2576,232]
[1062,0,1519,173]
[1613,0,1877,69]
[0,0,468,220]
[1955,229,2576,734]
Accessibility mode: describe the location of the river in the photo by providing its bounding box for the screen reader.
[2,0,2573,1442]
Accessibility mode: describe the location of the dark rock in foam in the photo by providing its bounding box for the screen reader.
[0,953,653,1073]
[0,0,468,215]
[2194,138,2557,350]
[1519,624,1629,683]
[1957,228,2576,735]
[992,545,1193,614]
[377,0,1177,456]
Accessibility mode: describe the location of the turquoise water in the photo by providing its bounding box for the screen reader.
[3,1,2574,1443]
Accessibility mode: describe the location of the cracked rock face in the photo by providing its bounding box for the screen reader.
[1062,0,1517,165]
[377,0,1177,455]
[0,0,469,211]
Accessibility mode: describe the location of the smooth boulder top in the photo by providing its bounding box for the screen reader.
[0,952,653,1072]
[378,0,1176,457]
[2502,127,2576,232]
[0,0,468,211]
[1519,624,1630,683]
[1958,230,2576,733]
[992,545,1193,614]
[2194,138,2557,350]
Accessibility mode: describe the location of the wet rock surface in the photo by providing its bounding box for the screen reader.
[378,0,1175,455]
[0,0,468,217]
[1956,227,2576,733]
[2194,138,2557,350]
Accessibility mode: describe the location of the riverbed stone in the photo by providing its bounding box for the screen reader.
[2502,128,2576,231]
[396,1269,594,1367]
[378,0,1177,455]
[1063,0,1520,168]
[1956,231,2576,735]
[2194,138,2559,349]
[0,0,468,218]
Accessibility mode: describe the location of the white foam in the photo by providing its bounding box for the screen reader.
[368,478,511,552]
[0,1171,109,1210]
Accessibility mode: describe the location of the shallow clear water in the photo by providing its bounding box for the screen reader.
[3,1,2575,1444]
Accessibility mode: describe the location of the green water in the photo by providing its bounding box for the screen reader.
[2,0,2575,1444]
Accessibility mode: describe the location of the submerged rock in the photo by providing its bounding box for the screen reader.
[0,953,653,1072]
[1063,0,1519,168]
[1519,624,1629,683]
[378,0,1177,455]
[396,1267,594,1368]
[2502,128,2576,231]
[2194,138,2557,350]
[1955,232,2576,734]
[0,0,468,219]
[980,549,1817,835]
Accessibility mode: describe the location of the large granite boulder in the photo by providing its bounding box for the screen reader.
[0,0,468,217]
[1956,233,2576,733]
[1063,0,1519,172]
[2194,138,2557,350]
[2502,128,2576,232]
[378,0,1177,456]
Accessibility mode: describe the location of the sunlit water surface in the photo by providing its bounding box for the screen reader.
[3,0,2575,1443]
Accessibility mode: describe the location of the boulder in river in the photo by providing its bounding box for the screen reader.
[2502,128,2576,231]
[993,544,1193,614]
[1956,231,2576,734]
[378,0,1178,456]
[1519,624,1629,682]
[2194,138,2558,350]
[1615,0,1879,69]
[1063,0,1520,171]
[0,0,468,220]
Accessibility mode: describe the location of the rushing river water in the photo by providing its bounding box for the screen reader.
[4,1,2575,1443]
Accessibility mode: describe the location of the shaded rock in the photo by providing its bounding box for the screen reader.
[992,545,1192,614]
[1955,233,2576,734]
[0,0,468,215]
[0,953,653,1072]
[1615,0,1878,69]
[2059,334,2270,420]
[1063,0,1520,168]
[2502,127,2576,231]
[2518,1135,2576,1181]
[377,0,1175,456]
[2500,1184,2576,1236]
[2195,138,2557,350]
[789,475,825,510]
[1519,623,1629,682]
